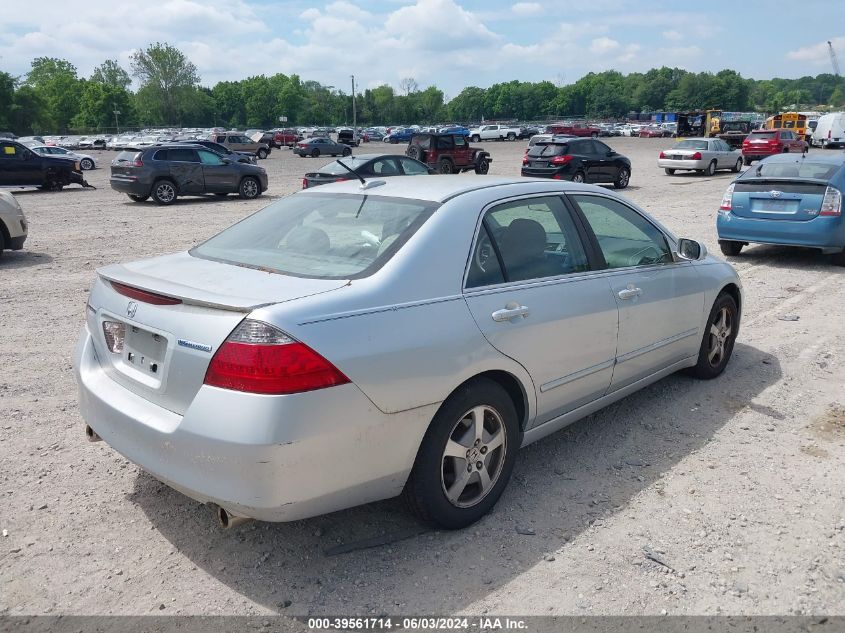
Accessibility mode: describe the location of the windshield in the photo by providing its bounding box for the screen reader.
[673,140,708,150]
[527,143,567,157]
[191,193,439,279]
[745,161,842,180]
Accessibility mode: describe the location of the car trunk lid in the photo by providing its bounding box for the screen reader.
[730,179,827,221]
[87,252,348,414]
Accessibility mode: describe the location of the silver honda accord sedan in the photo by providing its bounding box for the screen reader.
[74,176,742,530]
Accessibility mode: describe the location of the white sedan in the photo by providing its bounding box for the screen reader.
[31,145,99,170]
[658,137,743,176]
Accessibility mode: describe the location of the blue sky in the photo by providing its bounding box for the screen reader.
[1,0,843,98]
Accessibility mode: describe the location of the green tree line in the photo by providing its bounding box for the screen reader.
[1,42,844,135]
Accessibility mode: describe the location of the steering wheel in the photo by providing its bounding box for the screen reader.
[475,232,494,272]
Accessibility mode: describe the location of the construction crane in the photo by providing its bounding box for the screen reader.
[828,40,841,77]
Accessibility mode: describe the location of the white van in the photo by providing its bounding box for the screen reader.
[811,112,845,148]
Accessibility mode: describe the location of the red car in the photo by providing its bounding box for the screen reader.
[638,126,669,138]
[741,129,807,165]
[545,122,601,137]
[271,128,302,148]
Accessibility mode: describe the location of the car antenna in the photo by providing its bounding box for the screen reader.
[336,159,365,185]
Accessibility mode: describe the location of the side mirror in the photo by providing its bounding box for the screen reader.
[606,150,615,156]
[675,238,706,261]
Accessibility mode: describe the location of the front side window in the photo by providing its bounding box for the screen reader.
[192,193,438,279]
[467,196,589,288]
[198,150,225,165]
[571,195,672,269]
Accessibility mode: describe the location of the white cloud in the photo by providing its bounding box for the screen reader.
[787,37,845,65]
[590,37,620,54]
[512,2,542,15]
[616,43,642,63]
[662,30,683,41]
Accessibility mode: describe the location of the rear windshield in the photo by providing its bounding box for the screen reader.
[750,131,776,138]
[527,143,568,157]
[673,140,708,150]
[114,151,141,163]
[744,161,842,180]
[191,193,439,279]
[320,158,369,175]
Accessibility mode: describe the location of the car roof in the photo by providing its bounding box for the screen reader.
[298,175,618,204]
[759,152,845,165]
[675,137,712,142]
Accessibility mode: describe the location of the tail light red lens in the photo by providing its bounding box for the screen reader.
[719,183,735,212]
[690,152,702,160]
[301,178,308,189]
[820,186,842,216]
[130,160,143,167]
[204,320,350,395]
[110,281,182,306]
[551,155,573,165]
[522,155,528,165]
[659,151,665,158]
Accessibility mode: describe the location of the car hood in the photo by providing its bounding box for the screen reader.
[97,251,349,311]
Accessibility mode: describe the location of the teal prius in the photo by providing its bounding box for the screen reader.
[717,153,845,265]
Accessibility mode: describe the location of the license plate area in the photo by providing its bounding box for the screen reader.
[102,316,171,390]
[750,198,799,213]
[531,161,549,167]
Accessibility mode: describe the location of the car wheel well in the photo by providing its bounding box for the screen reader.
[444,370,528,430]
[0,219,11,249]
[719,283,742,319]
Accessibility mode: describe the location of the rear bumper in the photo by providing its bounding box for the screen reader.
[73,326,435,522]
[717,212,845,252]
[521,166,569,179]
[658,158,707,170]
[110,177,149,195]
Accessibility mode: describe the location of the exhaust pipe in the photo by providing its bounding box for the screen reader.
[216,506,253,530]
[85,425,102,442]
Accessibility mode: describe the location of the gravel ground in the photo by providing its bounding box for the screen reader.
[1,138,843,617]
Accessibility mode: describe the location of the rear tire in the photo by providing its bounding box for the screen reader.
[311,148,320,158]
[571,170,585,183]
[128,194,149,202]
[471,135,480,143]
[257,148,268,159]
[613,167,630,189]
[687,293,738,380]
[507,132,516,141]
[152,180,177,205]
[704,160,716,177]
[475,157,490,174]
[342,147,352,156]
[238,176,261,199]
[402,378,520,529]
[438,159,454,174]
[719,240,743,256]
[664,168,675,175]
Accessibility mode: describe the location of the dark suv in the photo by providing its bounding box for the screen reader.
[110,144,268,205]
[405,133,491,174]
[521,137,631,188]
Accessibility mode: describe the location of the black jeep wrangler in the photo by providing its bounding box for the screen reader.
[405,133,491,174]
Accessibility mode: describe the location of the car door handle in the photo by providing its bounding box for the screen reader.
[617,285,642,300]
[492,303,530,322]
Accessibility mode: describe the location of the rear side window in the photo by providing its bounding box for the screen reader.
[168,148,198,162]
[192,193,438,279]
[437,136,454,150]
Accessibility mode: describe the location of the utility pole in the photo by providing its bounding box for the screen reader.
[113,104,121,134]
[350,74,357,136]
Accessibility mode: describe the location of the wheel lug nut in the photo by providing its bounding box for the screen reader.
[480,446,487,454]
[476,461,483,470]
[474,439,480,446]
[467,464,472,472]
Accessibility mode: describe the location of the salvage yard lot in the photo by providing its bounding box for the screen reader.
[1,137,843,616]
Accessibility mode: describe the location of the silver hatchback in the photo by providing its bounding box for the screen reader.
[74,177,742,529]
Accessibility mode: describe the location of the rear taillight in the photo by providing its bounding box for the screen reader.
[203,320,350,395]
[551,155,573,165]
[302,178,308,189]
[719,183,735,213]
[820,186,842,216]
[658,151,665,158]
[131,159,143,167]
[111,281,182,306]
[690,152,702,160]
[522,155,528,165]
[102,321,125,353]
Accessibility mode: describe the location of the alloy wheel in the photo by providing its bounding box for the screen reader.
[707,306,732,367]
[155,182,175,203]
[440,405,507,508]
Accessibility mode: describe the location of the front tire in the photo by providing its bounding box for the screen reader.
[475,157,490,174]
[438,159,454,174]
[732,158,742,173]
[342,147,352,156]
[688,293,739,379]
[238,176,261,199]
[257,148,268,160]
[80,158,94,170]
[152,180,177,205]
[311,148,320,158]
[403,378,520,529]
[719,240,743,256]
[613,167,630,189]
